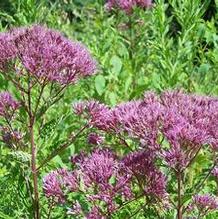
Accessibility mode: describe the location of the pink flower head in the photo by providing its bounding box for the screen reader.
[86,206,105,219]
[80,148,116,187]
[212,167,218,178]
[73,100,115,130]
[0,32,17,70]
[0,25,97,85]
[112,92,163,150]
[193,194,218,211]
[121,150,167,199]
[88,133,104,145]
[105,0,152,13]
[0,92,20,118]
[44,148,133,216]
[43,169,78,203]
[163,145,188,171]
[160,90,218,169]
[1,126,23,148]
[43,170,65,203]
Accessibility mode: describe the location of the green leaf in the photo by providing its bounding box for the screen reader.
[52,155,67,168]
[0,211,13,219]
[108,92,117,106]
[198,63,210,74]
[95,75,106,95]
[0,12,15,23]
[110,55,122,75]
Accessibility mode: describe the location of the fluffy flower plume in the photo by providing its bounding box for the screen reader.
[106,0,153,13]
[161,91,218,169]
[74,91,218,170]
[73,100,114,130]
[113,93,163,149]
[163,145,188,171]
[1,126,23,148]
[43,148,132,217]
[43,170,65,203]
[161,91,217,147]
[0,33,16,69]
[212,167,218,178]
[0,25,97,84]
[43,168,79,204]
[121,150,167,199]
[187,194,218,215]
[0,92,20,118]
[78,148,117,187]
[88,133,104,145]
[73,93,163,150]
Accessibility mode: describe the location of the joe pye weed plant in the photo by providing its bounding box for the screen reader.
[0,0,218,219]
[44,90,218,219]
[0,25,97,218]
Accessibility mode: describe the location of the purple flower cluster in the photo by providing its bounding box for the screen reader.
[105,0,153,13]
[187,194,218,215]
[0,25,97,84]
[74,91,218,172]
[43,170,65,203]
[74,93,163,151]
[0,32,16,70]
[44,90,218,217]
[1,126,23,148]
[212,167,218,179]
[43,148,132,217]
[0,92,20,118]
[43,168,78,203]
[87,133,104,145]
[121,150,167,199]
[161,91,218,170]
[73,100,114,130]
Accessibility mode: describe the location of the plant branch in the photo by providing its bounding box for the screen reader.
[37,123,89,170]
[29,117,40,219]
[194,162,217,193]
[34,81,47,116]
[177,171,183,219]
[186,145,202,169]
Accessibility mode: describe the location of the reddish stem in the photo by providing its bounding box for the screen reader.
[30,117,40,219]
[177,171,183,219]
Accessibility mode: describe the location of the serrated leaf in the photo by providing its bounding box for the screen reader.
[10,151,31,163]
[95,75,106,95]
[40,119,57,139]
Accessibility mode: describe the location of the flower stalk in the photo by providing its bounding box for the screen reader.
[177,171,183,219]
[29,117,40,219]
